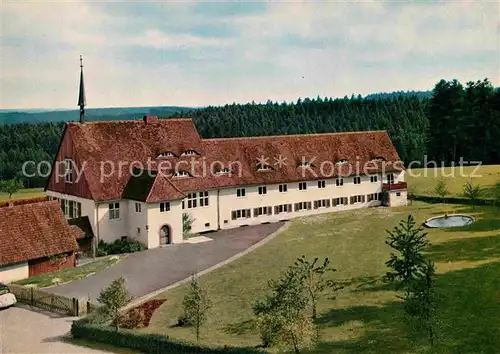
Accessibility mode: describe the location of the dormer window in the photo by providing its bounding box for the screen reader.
[181,150,198,156]
[157,152,175,158]
[335,159,349,165]
[215,168,232,175]
[257,164,272,171]
[172,171,190,178]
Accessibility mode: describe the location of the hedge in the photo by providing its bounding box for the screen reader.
[71,314,266,354]
[411,194,495,206]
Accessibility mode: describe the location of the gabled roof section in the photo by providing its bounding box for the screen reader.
[122,170,157,202]
[0,200,79,266]
[122,169,186,202]
[146,173,186,203]
[67,118,202,201]
[68,216,95,240]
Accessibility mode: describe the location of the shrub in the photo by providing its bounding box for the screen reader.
[97,238,146,256]
[183,213,195,235]
[176,314,188,327]
[71,312,266,354]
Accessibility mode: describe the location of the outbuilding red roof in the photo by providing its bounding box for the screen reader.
[47,117,405,202]
[0,200,79,266]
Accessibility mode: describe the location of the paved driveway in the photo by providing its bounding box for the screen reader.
[49,223,284,303]
[0,305,106,353]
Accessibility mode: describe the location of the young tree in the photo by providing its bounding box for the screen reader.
[292,255,342,319]
[182,213,195,236]
[403,260,438,349]
[253,264,315,353]
[97,277,132,331]
[462,180,482,209]
[385,215,430,294]
[490,182,500,211]
[182,275,211,344]
[434,178,449,204]
[0,179,23,199]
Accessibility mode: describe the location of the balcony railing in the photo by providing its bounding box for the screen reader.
[382,181,408,191]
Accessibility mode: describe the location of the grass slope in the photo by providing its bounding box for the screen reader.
[15,256,122,288]
[0,187,45,201]
[142,202,500,353]
[407,165,500,198]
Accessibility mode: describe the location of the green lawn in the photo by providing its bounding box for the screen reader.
[407,164,500,198]
[140,202,500,353]
[15,256,122,288]
[0,187,45,201]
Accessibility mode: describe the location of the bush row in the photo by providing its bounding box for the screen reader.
[71,314,266,354]
[412,194,493,206]
[96,238,146,256]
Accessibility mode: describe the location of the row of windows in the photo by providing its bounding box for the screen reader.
[48,196,81,219]
[182,192,210,209]
[235,174,391,197]
[230,194,383,220]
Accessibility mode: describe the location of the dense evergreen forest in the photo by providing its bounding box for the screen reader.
[0,79,498,188]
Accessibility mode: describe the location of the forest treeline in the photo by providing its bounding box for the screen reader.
[0,79,498,188]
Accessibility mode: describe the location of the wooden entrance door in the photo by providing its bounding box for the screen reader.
[160,225,171,245]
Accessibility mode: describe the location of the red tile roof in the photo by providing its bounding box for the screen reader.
[51,118,404,202]
[0,200,79,266]
[71,225,86,240]
[0,196,48,208]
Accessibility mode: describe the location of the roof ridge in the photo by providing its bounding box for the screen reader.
[162,174,186,197]
[202,130,388,141]
[68,118,193,125]
[146,173,187,202]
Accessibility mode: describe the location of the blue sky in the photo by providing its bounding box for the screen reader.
[2,1,498,109]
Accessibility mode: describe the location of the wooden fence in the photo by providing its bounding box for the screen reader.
[8,284,99,317]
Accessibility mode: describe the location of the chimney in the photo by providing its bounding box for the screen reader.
[143,116,158,123]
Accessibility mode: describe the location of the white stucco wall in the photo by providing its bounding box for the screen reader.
[182,191,219,233]
[215,174,384,230]
[48,171,407,249]
[389,190,408,207]
[96,201,128,243]
[0,262,29,283]
[126,200,149,246]
[146,200,183,248]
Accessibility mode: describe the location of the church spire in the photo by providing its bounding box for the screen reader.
[78,55,86,123]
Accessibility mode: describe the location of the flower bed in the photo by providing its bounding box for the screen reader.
[123,299,167,328]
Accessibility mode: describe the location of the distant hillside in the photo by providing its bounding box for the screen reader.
[364,90,432,100]
[0,106,194,124]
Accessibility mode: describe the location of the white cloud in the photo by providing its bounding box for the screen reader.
[1,0,498,109]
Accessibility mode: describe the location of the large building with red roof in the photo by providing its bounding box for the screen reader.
[44,115,408,250]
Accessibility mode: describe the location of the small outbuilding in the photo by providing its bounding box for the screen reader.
[0,199,80,283]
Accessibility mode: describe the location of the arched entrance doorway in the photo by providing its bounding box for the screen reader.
[159,225,171,245]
